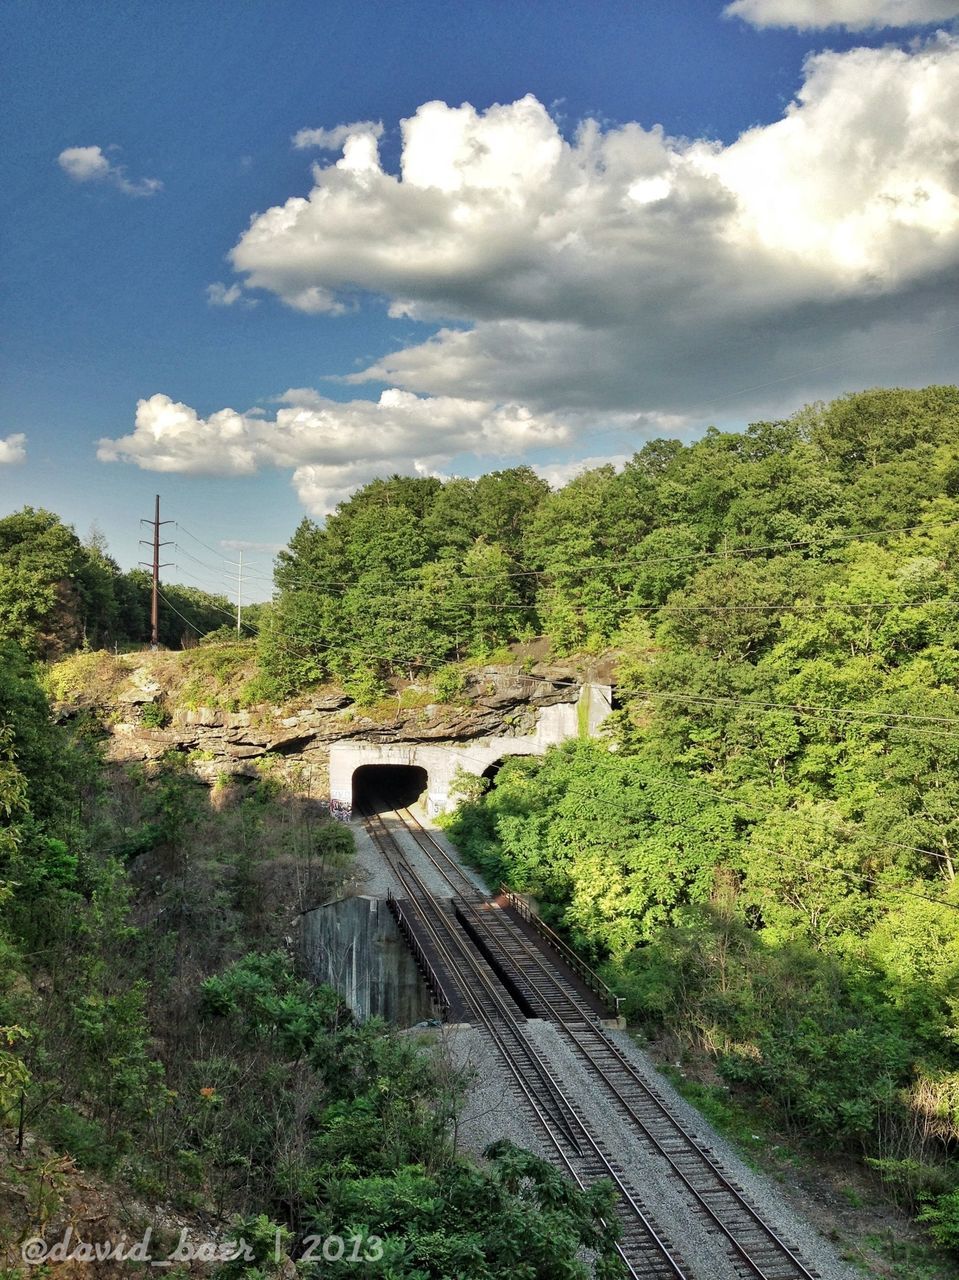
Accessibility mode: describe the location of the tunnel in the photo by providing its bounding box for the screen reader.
[481,759,505,786]
[352,764,429,814]
[481,755,534,789]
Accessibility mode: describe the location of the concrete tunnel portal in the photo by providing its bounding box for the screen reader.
[352,764,428,814]
[328,682,614,817]
[306,681,614,1023]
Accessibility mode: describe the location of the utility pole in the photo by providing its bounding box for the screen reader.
[139,495,173,649]
[236,550,243,637]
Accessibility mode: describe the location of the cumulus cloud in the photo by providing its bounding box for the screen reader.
[57,145,162,196]
[724,0,959,29]
[104,44,959,513]
[97,390,567,514]
[206,282,255,308]
[0,433,26,466]
[292,120,384,149]
[223,43,959,428]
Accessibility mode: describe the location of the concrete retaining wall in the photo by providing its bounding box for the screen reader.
[300,894,436,1025]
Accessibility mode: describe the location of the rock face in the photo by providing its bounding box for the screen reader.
[60,663,606,801]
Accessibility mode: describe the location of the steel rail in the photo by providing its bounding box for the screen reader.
[395,806,621,1010]
[362,803,689,1280]
[393,805,820,1280]
[366,809,586,1152]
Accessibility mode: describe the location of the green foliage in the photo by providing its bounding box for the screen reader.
[11,384,959,1259]
[199,951,346,1054]
[140,701,169,728]
[919,1188,959,1250]
[260,470,543,694]
[307,1142,621,1279]
[447,741,739,955]
[434,388,959,1254]
[0,507,256,656]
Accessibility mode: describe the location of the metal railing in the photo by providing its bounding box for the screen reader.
[386,888,452,1021]
[498,885,622,1015]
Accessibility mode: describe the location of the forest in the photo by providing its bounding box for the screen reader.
[264,383,959,1256]
[1,384,959,1270]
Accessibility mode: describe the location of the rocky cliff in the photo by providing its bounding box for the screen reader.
[53,650,597,799]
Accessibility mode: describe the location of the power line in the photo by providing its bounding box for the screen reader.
[164,509,959,600]
[258,513,959,597]
[175,523,277,570]
[173,543,238,585]
[156,588,208,638]
[632,688,959,728]
[216,586,959,617]
[172,567,262,630]
[754,843,959,914]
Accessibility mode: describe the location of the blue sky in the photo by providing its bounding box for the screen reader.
[2,0,958,599]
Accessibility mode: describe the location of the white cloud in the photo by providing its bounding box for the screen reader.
[534,455,630,488]
[223,44,959,428]
[292,120,384,150]
[97,390,568,514]
[58,146,112,183]
[0,434,26,466]
[206,282,255,308]
[724,0,959,29]
[57,145,162,197]
[104,45,959,514]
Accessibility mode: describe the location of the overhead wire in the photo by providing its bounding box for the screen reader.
[753,844,959,914]
[160,532,959,905]
[156,588,208,638]
[630,688,959,728]
[174,522,278,568]
[239,511,959,596]
[543,757,959,902]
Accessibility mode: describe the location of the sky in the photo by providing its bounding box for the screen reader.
[2,0,958,600]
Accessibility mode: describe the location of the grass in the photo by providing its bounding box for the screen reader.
[656,1063,768,1168]
[46,643,260,714]
[850,1232,957,1279]
[43,650,128,703]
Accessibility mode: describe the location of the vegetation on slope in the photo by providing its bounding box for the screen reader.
[0,647,620,1276]
[5,382,959,1267]
[0,508,250,657]
[432,387,959,1257]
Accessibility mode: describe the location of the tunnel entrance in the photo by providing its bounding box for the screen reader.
[353,764,428,814]
[481,756,533,789]
[481,760,505,786]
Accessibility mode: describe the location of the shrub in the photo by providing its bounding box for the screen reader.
[918,1186,959,1251]
[140,701,169,729]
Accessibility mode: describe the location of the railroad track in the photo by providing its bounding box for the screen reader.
[386,803,821,1280]
[362,802,689,1280]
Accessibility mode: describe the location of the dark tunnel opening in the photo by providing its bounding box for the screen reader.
[481,759,505,785]
[481,756,534,789]
[352,764,428,814]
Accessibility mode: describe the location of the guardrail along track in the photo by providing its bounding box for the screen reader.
[388,805,821,1280]
[362,802,689,1280]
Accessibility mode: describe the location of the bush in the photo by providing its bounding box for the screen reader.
[140,701,169,728]
[918,1186,959,1251]
[432,665,466,704]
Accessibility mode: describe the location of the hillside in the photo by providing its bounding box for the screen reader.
[0,385,958,1274]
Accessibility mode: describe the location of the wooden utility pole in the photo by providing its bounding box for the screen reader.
[139,495,173,649]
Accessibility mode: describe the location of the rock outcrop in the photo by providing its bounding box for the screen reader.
[56,660,592,798]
